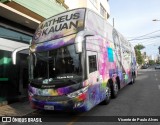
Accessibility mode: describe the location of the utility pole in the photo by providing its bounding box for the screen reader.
[113,18,115,27]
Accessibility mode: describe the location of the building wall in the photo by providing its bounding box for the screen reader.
[65,0,87,9]
[12,0,66,18]
[65,0,110,19]
[1,0,66,19]
[0,0,67,103]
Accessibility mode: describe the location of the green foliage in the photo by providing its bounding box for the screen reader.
[149,60,155,65]
[134,44,145,65]
[134,44,145,50]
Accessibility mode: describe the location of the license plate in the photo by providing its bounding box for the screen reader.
[44,105,54,110]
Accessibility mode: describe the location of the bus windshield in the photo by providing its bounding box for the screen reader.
[29,44,82,84]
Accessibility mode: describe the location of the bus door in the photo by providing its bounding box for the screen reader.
[86,51,102,105]
[87,51,99,80]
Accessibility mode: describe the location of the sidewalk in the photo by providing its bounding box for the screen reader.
[0,100,36,116]
[0,97,8,107]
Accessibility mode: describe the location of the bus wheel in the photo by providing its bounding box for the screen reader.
[111,81,118,98]
[101,83,111,105]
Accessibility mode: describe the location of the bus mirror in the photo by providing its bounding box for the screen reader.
[75,30,95,53]
[12,50,17,65]
[75,42,82,53]
[12,46,29,65]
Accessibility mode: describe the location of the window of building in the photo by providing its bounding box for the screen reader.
[0,50,11,80]
[0,50,28,98]
[0,27,32,43]
[100,4,106,18]
[89,55,97,73]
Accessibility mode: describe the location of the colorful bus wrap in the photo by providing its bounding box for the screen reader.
[13,8,137,112]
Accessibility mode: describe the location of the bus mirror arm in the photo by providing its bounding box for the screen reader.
[12,46,29,65]
[75,30,95,53]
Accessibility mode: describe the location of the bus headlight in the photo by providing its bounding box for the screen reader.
[67,86,88,98]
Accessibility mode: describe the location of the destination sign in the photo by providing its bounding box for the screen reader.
[33,8,86,43]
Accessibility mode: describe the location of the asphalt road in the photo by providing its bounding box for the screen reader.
[8,67,160,125]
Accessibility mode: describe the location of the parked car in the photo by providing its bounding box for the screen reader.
[141,65,148,69]
[155,65,160,69]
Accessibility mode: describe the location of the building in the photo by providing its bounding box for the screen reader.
[149,55,155,61]
[65,0,110,19]
[156,54,160,62]
[142,52,149,64]
[158,46,160,54]
[0,0,110,105]
[158,55,160,62]
[0,0,67,104]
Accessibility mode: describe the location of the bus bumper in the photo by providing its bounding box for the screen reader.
[28,92,88,112]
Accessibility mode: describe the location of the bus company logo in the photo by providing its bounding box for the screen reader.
[2,117,11,122]
[34,30,42,40]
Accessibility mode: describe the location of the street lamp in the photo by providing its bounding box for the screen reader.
[152,19,160,58]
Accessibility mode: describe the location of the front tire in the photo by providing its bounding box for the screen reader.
[111,80,118,98]
[130,75,135,84]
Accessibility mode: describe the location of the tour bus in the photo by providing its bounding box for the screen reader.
[12,8,137,112]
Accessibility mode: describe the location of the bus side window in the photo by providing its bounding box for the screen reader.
[107,47,114,62]
[88,55,97,73]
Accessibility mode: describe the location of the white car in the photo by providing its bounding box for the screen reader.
[155,65,160,69]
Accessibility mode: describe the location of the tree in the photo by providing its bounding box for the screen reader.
[134,44,145,50]
[149,60,155,65]
[134,44,145,65]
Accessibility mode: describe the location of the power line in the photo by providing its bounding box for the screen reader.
[128,30,160,41]
[132,41,160,46]
[129,35,160,41]
[132,38,160,45]
[144,42,160,46]
[130,38,160,45]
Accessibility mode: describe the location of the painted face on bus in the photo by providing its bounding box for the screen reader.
[112,29,121,67]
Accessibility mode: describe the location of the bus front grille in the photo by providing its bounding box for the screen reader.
[33,95,71,102]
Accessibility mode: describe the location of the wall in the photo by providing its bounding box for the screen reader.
[65,0,110,19]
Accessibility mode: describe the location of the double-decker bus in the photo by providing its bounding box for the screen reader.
[12,8,137,112]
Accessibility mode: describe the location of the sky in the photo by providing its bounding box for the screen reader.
[108,0,160,58]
